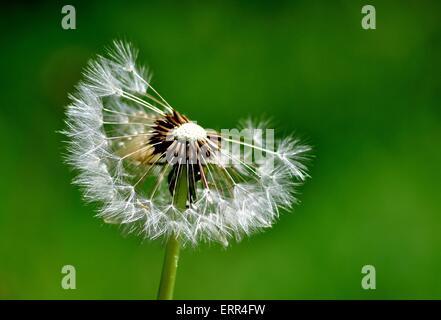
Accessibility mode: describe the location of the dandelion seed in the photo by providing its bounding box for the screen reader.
[63,40,310,299]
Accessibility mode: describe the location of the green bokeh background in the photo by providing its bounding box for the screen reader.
[1,0,440,299]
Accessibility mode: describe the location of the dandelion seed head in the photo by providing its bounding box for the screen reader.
[63,40,311,246]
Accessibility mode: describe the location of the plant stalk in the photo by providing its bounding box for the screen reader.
[157,165,187,300]
[157,235,180,300]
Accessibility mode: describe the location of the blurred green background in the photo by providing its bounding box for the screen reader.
[0,0,440,299]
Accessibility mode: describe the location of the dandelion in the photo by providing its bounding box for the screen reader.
[63,40,310,299]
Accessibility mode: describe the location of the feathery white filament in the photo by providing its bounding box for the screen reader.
[63,40,310,246]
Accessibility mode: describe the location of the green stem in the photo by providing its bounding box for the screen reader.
[157,235,180,300]
[157,165,187,300]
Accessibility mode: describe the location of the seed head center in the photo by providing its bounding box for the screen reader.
[172,122,207,142]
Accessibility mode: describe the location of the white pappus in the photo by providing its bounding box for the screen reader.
[63,40,310,246]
